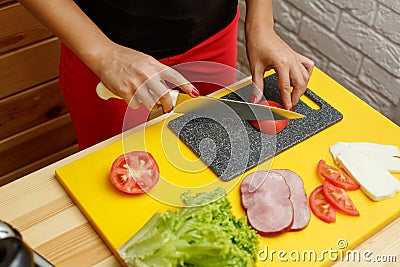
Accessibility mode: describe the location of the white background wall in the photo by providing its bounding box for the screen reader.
[237,0,400,125]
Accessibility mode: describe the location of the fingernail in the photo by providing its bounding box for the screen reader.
[251,96,257,103]
[191,87,200,97]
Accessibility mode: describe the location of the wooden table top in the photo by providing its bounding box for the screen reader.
[1,73,399,267]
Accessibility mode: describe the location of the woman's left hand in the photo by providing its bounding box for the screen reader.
[246,28,314,110]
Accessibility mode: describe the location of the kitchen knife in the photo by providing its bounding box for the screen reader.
[96,82,305,120]
[174,96,304,120]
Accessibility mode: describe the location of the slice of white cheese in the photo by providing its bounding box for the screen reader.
[374,156,400,174]
[330,142,400,173]
[336,148,400,201]
[329,142,350,164]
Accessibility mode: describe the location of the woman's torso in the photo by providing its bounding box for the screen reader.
[74,0,238,58]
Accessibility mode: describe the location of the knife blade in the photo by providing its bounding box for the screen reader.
[174,96,304,120]
[96,82,305,120]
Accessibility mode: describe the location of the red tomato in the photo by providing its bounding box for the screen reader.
[249,100,290,134]
[317,160,360,190]
[309,185,336,223]
[110,151,160,194]
[322,181,360,216]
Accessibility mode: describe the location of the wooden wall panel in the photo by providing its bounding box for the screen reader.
[0,38,61,99]
[0,144,79,186]
[0,0,78,185]
[0,79,68,140]
[0,3,53,54]
[0,114,77,178]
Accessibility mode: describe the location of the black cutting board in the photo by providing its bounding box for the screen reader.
[168,74,343,181]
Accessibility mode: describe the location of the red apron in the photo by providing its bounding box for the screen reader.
[59,9,239,149]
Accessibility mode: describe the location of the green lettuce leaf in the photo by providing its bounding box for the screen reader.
[119,188,259,267]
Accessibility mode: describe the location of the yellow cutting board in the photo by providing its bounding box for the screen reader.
[56,68,400,267]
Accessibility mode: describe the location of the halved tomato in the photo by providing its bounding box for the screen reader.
[322,181,360,216]
[317,160,360,190]
[110,151,160,194]
[249,100,290,135]
[309,185,336,223]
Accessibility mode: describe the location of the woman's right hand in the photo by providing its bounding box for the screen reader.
[91,42,199,113]
[18,0,198,113]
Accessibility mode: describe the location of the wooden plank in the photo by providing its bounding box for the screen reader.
[0,144,78,186]
[0,37,60,99]
[35,223,114,267]
[0,2,53,54]
[0,114,77,178]
[0,79,68,140]
[0,0,14,6]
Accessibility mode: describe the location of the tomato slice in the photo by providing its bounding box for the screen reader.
[322,181,360,216]
[309,185,336,223]
[249,100,290,134]
[109,151,160,194]
[317,160,360,190]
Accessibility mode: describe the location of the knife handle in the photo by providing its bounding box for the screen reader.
[96,82,122,100]
[95,82,179,108]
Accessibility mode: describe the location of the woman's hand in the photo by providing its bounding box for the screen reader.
[246,28,314,109]
[245,0,314,110]
[91,42,199,112]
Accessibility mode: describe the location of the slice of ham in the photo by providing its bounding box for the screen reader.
[240,169,310,235]
[272,170,310,231]
[241,171,293,235]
